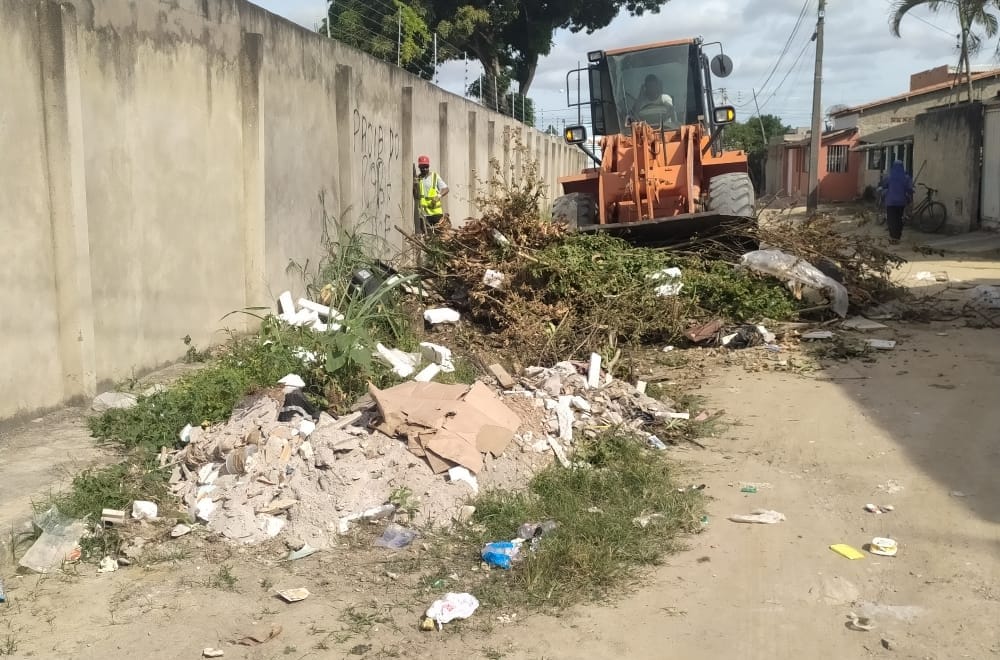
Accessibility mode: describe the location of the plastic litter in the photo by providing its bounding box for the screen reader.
[728,509,785,524]
[285,544,318,561]
[846,612,876,632]
[423,307,461,324]
[970,284,1000,309]
[374,524,417,550]
[866,339,897,350]
[864,504,894,514]
[448,466,479,493]
[422,592,480,630]
[740,249,849,317]
[97,556,119,573]
[830,544,865,560]
[374,344,419,378]
[868,537,898,557]
[18,507,88,574]
[179,423,194,444]
[203,649,225,658]
[517,520,557,541]
[0,578,5,603]
[647,434,668,450]
[419,342,456,372]
[131,500,158,520]
[649,267,684,297]
[481,540,523,569]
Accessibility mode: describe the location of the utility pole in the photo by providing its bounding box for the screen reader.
[807,0,826,213]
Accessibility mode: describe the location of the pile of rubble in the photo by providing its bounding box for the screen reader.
[161,350,687,550]
[490,357,687,464]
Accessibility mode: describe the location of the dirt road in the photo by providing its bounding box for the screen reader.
[1,241,998,659]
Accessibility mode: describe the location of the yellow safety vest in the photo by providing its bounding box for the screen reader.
[418,172,444,216]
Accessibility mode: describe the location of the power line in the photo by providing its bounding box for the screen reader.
[737,0,811,106]
[756,37,814,115]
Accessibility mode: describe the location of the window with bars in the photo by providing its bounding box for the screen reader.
[827,145,849,173]
[867,148,884,171]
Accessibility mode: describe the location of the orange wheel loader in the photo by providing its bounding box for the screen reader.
[553,38,754,242]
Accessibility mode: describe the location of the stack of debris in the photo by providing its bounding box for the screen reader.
[487,357,687,465]
[165,377,539,549]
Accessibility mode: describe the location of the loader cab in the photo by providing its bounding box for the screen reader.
[572,39,732,138]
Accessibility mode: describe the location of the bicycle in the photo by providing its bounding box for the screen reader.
[875,182,948,233]
[905,183,948,233]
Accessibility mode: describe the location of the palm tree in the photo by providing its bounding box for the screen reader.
[890,0,1000,102]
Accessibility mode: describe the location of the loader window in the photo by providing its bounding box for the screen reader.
[606,43,702,134]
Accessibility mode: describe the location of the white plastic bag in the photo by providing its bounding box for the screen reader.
[739,249,849,318]
[425,592,480,629]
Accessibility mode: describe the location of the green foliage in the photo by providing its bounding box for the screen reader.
[320,0,433,78]
[466,430,704,609]
[681,260,799,322]
[723,114,791,192]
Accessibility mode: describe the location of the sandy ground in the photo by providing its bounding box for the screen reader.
[1,224,999,659]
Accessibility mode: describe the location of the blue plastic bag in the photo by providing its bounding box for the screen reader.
[481,541,520,569]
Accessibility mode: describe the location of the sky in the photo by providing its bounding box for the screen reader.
[253,0,979,130]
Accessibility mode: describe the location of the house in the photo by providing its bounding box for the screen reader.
[766,64,1000,214]
[765,127,863,203]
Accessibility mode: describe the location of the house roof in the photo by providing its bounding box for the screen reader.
[831,69,1000,117]
[781,128,856,147]
[858,122,914,144]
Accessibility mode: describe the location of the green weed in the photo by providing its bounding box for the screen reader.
[206,565,238,592]
[463,430,704,610]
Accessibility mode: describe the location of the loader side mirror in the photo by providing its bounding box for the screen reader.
[713,106,736,125]
[564,125,588,144]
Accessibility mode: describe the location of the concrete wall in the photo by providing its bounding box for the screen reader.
[913,103,984,232]
[0,0,585,421]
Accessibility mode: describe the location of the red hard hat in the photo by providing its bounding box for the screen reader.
[417,155,430,166]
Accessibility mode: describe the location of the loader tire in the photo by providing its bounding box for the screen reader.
[551,192,597,230]
[707,172,755,218]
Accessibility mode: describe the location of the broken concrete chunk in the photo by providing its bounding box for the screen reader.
[842,317,889,331]
[256,498,298,515]
[488,364,517,389]
[170,524,192,538]
[92,391,138,412]
[100,509,126,526]
[313,447,337,469]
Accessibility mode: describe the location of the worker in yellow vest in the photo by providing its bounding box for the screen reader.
[415,155,449,232]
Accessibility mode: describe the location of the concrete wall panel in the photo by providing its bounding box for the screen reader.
[0,0,66,414]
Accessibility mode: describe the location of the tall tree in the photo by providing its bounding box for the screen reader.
[890,0,1000,102]
[723,115,792,192]
[319,0,433,78]
[428,0,676,97]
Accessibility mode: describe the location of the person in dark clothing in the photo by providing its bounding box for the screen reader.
[881,160,914,243]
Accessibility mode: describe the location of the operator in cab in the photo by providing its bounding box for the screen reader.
[631,74,676,123]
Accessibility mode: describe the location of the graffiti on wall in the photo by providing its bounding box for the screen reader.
[353,108,400,239]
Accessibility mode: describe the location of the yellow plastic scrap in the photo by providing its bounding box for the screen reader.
[830,544,865,560]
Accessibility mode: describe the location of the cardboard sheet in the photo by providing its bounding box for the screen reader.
[369,381,522,473]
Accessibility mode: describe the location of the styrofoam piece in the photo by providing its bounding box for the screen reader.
[419,342,456,372]
[278,291,296,316]
[279,374,306,389]
[448,466,479,493]
[483,269,505,289]
[424,307,461,324]
[375,343,418,378]
[414,363,442,382]
[587,353,601,389]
